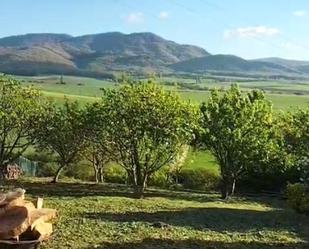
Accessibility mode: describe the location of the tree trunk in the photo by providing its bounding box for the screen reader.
[230,178,236,196]
[99,167,104,183]
[220,177,236,199]
[133,169,148,199]
[93,166,99,183]
[220,181,229,199]
[51,164,65,183]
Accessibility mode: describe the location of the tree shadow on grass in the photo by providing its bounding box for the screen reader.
[0,179,295,211]
[83,207,302,233]
[82,238,307,249]
[1,180,217,203]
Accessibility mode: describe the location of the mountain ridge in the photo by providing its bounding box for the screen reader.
[0,32,308,77]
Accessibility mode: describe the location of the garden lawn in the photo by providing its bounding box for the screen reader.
[2,178,308,249]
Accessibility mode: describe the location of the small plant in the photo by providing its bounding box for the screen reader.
[287,183,309,214]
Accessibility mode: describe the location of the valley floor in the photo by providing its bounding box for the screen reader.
[2,178,309,249]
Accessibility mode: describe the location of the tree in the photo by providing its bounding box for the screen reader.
[34,100,87,183]
[199,85,275,198]
[83,102,117,183]
[283,107,309,185]
[0,75,46,176]
[82,143,110,183]
[97,82,198,197]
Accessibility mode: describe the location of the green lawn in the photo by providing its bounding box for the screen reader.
[3,178,308,249]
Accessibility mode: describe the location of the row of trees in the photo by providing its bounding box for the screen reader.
[0,75,308,198]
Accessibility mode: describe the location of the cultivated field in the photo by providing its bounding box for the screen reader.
[17,75,309,110]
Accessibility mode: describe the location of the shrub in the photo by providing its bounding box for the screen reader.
[178,168,220,191]
[148,167,170,188]
[104,165,127,184]
[37,162,58,177]
[65,160,94,181]
[287,183,309,214]
[239,165,300,192]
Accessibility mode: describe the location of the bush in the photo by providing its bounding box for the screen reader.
[148,167,170,188]
[65,160,94,181]
[239,165,300,192]
[287,183,309,214]
[104,165,127,184]
[37,162,58,177]
[178,168,220,191]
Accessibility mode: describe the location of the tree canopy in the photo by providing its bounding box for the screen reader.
[34,100,87,183]
[0,75,46,175]
[95,82,198,197]
[199,85,276,198]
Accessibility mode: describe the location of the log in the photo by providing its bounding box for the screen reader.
[32,222,53,240]
[2,188,25,203]
[36,197,43,209]
[0,201,36,239]
[30,209,57,230]
[0,189,57,242]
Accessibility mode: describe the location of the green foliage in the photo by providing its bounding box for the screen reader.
[0,75,46,172]
[65,160,94,181]
[37,162,58,177]
[148,167,170,188]
[284,107,309,158]
[33,100,87,182]
[287,183,309,214]
[104,165,127,184]
[95,81,199,197]
[178,168,220,191]
[199,85,277,198]
[283,107,309,185]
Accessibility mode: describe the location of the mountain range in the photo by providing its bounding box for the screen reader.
[0,32,308,77]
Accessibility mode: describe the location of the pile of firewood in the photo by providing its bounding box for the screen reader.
[1,164,23,180]
[0,188,57,245]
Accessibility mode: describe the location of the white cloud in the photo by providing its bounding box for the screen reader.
[125,12,144,24]
[293,10,307,17]
[224,26,280,39]
[158,11,169,20]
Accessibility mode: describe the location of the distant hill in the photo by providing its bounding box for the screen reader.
[170,55,302,75]
[253,57,309,74]
[0,32,308,77]
[0,32,208,76]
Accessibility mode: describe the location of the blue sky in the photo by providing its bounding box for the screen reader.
[1,0,309,60]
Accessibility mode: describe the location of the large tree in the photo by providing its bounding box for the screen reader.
[34,100,87,183]
[199,85,276,198]
[96,82,198,197]
[0,75,46,176]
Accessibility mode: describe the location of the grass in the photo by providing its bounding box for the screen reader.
[2,178,309,249]
[42,91,99,105]
[16,75,309,110]
[183,149,219,174]
[178,90,309,110]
